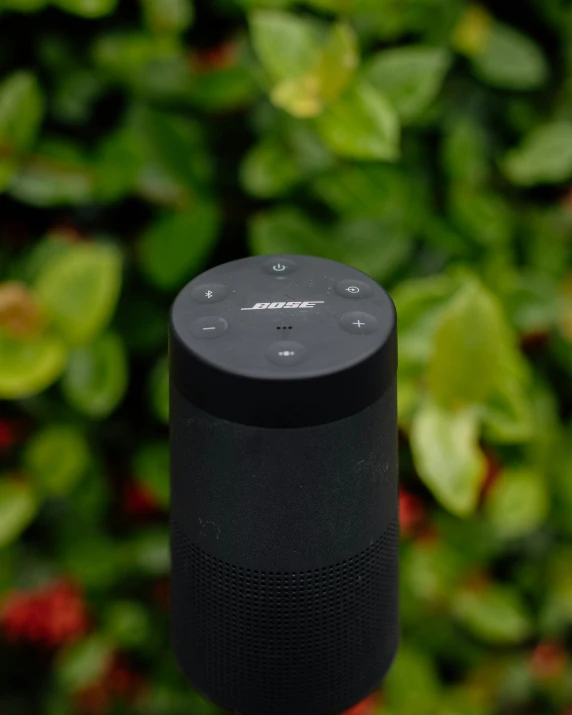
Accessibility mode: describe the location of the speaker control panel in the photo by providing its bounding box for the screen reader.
[171,255,395,382]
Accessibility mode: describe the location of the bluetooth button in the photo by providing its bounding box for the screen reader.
[191,283,229,304]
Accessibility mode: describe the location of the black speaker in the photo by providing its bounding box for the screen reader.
[169,255,399,715]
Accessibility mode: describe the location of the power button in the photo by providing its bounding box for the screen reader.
[263,258,297,276]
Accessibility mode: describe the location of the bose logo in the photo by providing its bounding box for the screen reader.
[241,301,325,311]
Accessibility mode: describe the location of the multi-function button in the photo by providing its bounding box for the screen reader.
[266,341,307,366]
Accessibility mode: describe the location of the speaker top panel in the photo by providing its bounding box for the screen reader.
[170,255,397,427]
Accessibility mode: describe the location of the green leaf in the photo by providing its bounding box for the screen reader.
[250,11,322,82]
[503,122,572,186]
[93,128,146,203]
[315,81,400,161]
[442,116,490,187]
[139,203,220,291]
[427,280,505,407]
[393,273,459,369]
[149,356,169,423]
[135,107,213,190]
[363,46,450,122]
[485,468,549,539]
[452,584,533,644]
[481,378,534,444]
[0,72,44,191]
[35,242,122,346]
[333,218,412,282]
[0,330,67,399]
[52,0,118,18]
[133,442,169,508]
[449,188,514,247]
[9,139,94,206]
[56,636,111,692]
[25,426,89,497]
[411,400,486,516]
[142,0,194,34]
[62,333,128,419]
[241,136,300,198]
[0,479,38,547]
[249,207,337,258]
[102,601,152,648]
[471,23,548,90]
[311,164,414,224]
[124,528,170,575]
[384,646,441,715]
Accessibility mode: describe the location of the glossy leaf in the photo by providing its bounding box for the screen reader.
[25,426,89,497]
[0,329,67,399]
[35,242,122,346]
[139,203,220,291]
[503,122,572,186]
[250,11,321,82]
[427,280,505,407]
[142,0,194,34]
[0,72,44,191]
[9,139,94,206]
[485,468,549,538]
[363,46,451,122]
[471,23,548,90]
[315,81,400,161]
[0,479,38,547]
[132,442,169,508]
[411,400,486,516]
[452,584,533,644]
[62,333,128,419]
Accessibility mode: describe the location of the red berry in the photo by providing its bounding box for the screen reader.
[123,481,161,519]
[399,489,425,538]
[191,41,238,73]
[530,642,568,681]
[0,579,90,648]
[342,693,379,715]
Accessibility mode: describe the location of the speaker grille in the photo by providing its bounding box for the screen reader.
[171,520,398,715]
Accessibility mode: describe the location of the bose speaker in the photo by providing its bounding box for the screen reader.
[169,255,399,715]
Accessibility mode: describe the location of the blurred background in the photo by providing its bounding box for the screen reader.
[1,0,572,713]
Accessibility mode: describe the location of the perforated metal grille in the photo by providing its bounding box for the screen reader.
[171,520,398,715]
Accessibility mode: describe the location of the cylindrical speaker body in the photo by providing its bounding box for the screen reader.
[169,256,398,715]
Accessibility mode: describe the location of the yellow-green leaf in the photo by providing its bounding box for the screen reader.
[411,399,486,516]
[452,584,533,644]
[0,329,67,399]
[485,468,550,539]
[0,480,38,547]
[250,10,322,82]
[35,243,122,346]
[427,280,505,407]
[315,81,400,161]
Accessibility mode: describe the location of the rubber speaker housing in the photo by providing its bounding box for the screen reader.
[170,255,398,715]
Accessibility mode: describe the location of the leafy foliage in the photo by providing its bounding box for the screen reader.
[0,0,571,714]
